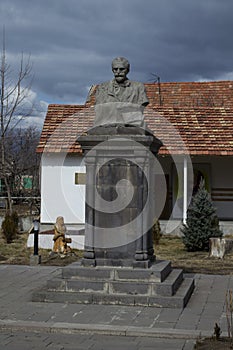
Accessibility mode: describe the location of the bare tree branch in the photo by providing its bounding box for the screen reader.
[0,32,34,213]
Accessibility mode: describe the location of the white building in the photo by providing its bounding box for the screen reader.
[37,81,233,235]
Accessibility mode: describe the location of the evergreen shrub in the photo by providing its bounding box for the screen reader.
[181,179,223,251]
[1,211,19,243]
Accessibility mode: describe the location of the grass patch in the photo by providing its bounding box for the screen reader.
[155,235,233,274]
[194,337,233,349]
[0,231,83,266]
[1,231,233,273]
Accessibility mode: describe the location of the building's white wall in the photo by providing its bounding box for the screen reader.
[41,153,85,224]
[41,153,233,225]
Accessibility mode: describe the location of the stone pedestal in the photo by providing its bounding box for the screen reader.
[32,125,195,309]
[78,125,163,268]
[32,260,195,308]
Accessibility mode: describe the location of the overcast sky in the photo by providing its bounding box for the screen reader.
[1,0,233,128]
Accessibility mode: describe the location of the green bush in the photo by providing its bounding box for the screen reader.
[1,212,19,243]
[152,218,162,245]
[181,179,223,251]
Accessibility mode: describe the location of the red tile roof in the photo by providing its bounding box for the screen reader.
[37,81,233,156]
[145,81,233,108]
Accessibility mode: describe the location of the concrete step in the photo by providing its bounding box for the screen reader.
[32,260,195,309]
[175,277,195,308]
[154,269,183,296]
[149,278,195,308]
[62,264,113,280]
[32,277,194,308]
[62,260,172,283]
[47,268,183,297]
[47,278,109,293]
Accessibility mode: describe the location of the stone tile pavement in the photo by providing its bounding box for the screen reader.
[0,265,232,349]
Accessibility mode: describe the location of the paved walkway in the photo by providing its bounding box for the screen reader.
[0,265,232,350]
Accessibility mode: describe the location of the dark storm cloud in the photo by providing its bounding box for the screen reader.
[0,0,233,111]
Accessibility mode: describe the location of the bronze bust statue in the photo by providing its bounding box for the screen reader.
[94,57,149,127]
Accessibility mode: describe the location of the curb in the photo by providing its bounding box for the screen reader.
[0,319,217,339]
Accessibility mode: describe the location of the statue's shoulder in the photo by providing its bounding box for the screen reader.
[95,80,113,104]
[129,81,149,106]
[96,80,112,91]
[129,80,146,88]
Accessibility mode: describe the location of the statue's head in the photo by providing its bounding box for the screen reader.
[56,216,64,225]
[112,57,130,83]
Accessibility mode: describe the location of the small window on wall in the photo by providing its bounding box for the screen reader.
[22,176,33,190]
[75,173,86,185]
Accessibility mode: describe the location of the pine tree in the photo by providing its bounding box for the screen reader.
[181,179,223,251]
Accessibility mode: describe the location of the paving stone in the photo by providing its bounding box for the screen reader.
[197,317,219,331]
[131,307,161,327]
[157,307,182,322]
[201,302,224,316]
[227,276,233,289]
[0,265,232,350]
[0,330,195,350]
[138,337,187,350]
[219,314,229,333]
[175,314,201,330]
[40,303,85,323]
[182,340,196,350]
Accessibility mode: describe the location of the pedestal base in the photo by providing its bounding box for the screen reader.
[30,255,41,266]
[82,257,153,268]
[32,260,195,309]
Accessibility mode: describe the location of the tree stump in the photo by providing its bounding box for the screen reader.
[209,237,233,259]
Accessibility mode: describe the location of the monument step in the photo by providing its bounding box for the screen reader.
[62,260,172,283]
[174,277,195,308]
[153,269,183,296]
[47,278,108,293]
[32,277,194,308]
[46,268,183,297]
